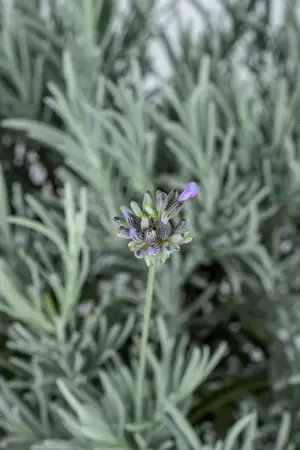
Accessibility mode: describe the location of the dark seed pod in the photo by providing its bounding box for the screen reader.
[157,222,172,240]
[144,228,157,244]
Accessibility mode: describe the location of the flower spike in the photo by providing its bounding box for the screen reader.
[114,182,199,265]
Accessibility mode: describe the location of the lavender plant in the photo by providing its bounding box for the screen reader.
[0,0,300,448]
[115,182,199,421]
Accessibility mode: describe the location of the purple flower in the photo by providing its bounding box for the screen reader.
[178,182,199,202]
[115,184,197,266]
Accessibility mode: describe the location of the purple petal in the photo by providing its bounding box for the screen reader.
[178,182,199,202]
[130,227,143,241]
[130,228,138,239]
[123,208,131,220]
[148,245,160,255]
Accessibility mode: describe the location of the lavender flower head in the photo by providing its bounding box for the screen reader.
[114,182,199,266]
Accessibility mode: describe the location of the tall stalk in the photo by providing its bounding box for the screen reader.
[135,260,156,422]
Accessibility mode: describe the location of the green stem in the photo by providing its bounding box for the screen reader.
[135,260,156,422]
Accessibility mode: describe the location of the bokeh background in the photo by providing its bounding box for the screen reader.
[0,0,300,449]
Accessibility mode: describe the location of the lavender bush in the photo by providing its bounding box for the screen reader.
[0,0,299,449]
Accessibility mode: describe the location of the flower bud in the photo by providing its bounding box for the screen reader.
[114,216,127,227]
[160,253,170,264]
[143,190,155,210]
[182,235,193,244]
[141,215,150,230]
[130,228,143,241]
[162,242,172,254]
[171,234,183,244]
[157,222,172,240]
[130,201,143,218]
[144,229,157,244]
[144,205,157,218]
[117,226,131,238]
[174,219,187,235]
[135,245,147,259]
[167,189,175,203]
[161,200,184,224]
[130,241,145,251]
[156,191,168,215]
[121,207,141,228]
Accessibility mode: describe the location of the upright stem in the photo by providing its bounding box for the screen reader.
[135,260,156,422]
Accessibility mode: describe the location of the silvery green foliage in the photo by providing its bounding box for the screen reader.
[150,60,275,293]
[0,0,300,449]
[0,184,135,388]
[0,318,226,449]
[0,315,293,449]
[0,377,294,450]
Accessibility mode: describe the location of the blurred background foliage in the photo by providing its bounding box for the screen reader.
[0,0,300,448]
